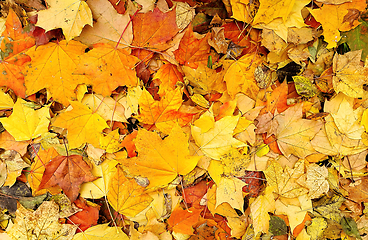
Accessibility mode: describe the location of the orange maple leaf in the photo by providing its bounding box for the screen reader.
[174,25,214,69]
[1,9,35,58]
[152,63,184,96]
[138,87,195,134]
[75,43,139,96]
[38,154,97,202]
[23,40,90,106]
[132,7,179,51]
[168,206,202,234]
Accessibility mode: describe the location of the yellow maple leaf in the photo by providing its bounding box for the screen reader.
[192,113,246,160]
[253,0,295,24]
[309,0,366,48]
[8,201,77,240]
[264,159,308,198]
[0,99,50,141]
[99,129,122,153]
[36,0,93,41]
[0,90,14,110]
[52,101,109,149]
[79,158,119,199]
[224,54,262,99]
[250,185,276,234]
[275,103,322,158]
[306,164,329,199]
[107,166,153,217]
[332,50,368,98]
[216,176,246,213]
[72,223,129,240]
[121,124,201,188]
[24,41,90,106]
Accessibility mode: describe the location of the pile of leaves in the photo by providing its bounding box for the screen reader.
[0,0,367,239]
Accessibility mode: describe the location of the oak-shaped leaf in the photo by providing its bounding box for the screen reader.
[36,0,93,41]
[107,166,153,217]
[24,40,90,106]
[38,154,98,202]
[52,101,109,149]
[8,201,77,240]
[121,124,201,188]
[0,99,50,141]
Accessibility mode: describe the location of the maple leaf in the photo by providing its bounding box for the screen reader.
[29,147,61,196]
[168,206,202,234]
[264,159,308,198]
[152,63,184,96]
[224,53,263,99]
[250,185,276,234]
[121,124,201,188]
[0,99,50,141]
[0,131,30,156]
[38,154,97,202]
[66,197,100,232]
[174,25,213,68]
[132,7,179,51]
[216,176,246,212]
[332,50,368,98]
[72,223,129,240]
[253,0,295,24]
[191,113,246,160]
[75,43,139,96]
[309,0,366,48]
[24,40,90,106]
[1,9,35,59]
[275,103,322,159]
[8,201,77,240]
[0,52,30,98]
[76,0,132,48]
[138,87,195,134]
[36,0,93,41]
[52,101,109,149]
[107,166,153,217]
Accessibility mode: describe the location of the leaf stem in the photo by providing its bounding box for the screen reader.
[115,9,140,50]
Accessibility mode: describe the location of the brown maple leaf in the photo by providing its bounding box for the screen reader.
[38,155,98,202]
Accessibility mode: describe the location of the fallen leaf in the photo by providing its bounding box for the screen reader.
[72,223,129,240]
[67,197,100,232]
[216,176,246,212]
[121,124,201,188]
[275,103,322,158]
[167,206,202,234]
[38,154,98,202]
[8,201,77,240]
[24,40,90,106]
[107,165,153,217]
[76,0,132,48]
[152,63,184,96]
[224,54,263,99]
[191,113,246,160]
[132,7,179,51]
[52,101,109,149]
[75,43,139,96]
[174,25,212,68]
[138,87,195,134]
[264,159,308,198]
[306,164,329,199]
[250,185,276,234]
[0,99,50,141]
[36,0,93,41]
